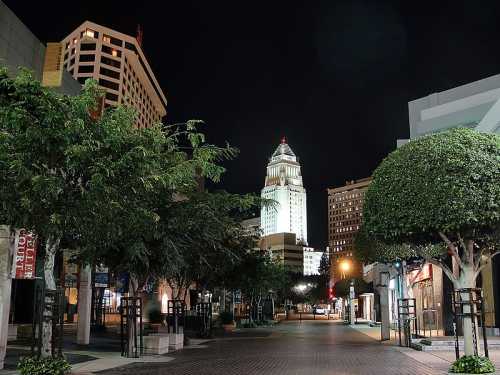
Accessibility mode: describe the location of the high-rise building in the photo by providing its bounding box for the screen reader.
[260,138,307,245]
[57,21,167,128]
[327,178,371,281]
[303,247,326,276]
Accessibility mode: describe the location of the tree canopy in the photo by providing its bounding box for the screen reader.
[364,128,500,244]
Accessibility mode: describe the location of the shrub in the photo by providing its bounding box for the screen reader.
[449,355,495,374]
[243,321,257,328]
[18,356,71,375]
[147,301,163,324]
[219,311,234,325]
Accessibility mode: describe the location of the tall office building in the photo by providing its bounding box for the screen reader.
[327,178,371,281]
[260,138,307,245]
[57,21,167,128]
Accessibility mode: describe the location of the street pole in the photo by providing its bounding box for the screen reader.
[0,226,13,370]
[349,279,355,326]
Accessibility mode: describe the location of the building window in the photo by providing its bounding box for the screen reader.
[111,36,122,47]
[79,54,95,62]
[125,42,136,52]
[69,57,75,66]
[77,77,89,84]
[99,78,119,91]
[101,56,121,69]
[84,29,97,38]
[105,92,119,102]
[100,67,120,80]
[80,43,96,51]
[102,45,121,58]
[78,65,94,73]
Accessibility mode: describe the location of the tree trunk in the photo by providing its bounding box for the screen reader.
[456,264,478,356]
[127,276,139,357]
[42,236,59,358]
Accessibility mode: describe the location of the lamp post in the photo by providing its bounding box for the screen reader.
[339,260,354,324]
[349,279,355,325]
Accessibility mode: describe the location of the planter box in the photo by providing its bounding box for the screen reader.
[222,323,236,332]
[8,324,17,341]
[143,335,170,355]
[169,333,184,351]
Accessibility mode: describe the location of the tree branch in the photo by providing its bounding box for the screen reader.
[438,231,462,269]
[425,258,457,285]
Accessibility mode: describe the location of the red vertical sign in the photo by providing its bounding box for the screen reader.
[13,229,37,279]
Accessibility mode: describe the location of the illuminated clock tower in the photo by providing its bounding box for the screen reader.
[260,137,308,245]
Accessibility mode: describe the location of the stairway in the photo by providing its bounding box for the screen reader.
[412,338,500,351]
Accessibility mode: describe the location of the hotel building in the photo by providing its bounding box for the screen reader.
[56,21,167,128]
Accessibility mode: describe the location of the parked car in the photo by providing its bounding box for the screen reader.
[313,306,327,315]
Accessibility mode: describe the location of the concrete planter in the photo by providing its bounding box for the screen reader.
[222,322,236,332]
[7,324,17,341]
[143,335,170,355]
[168,333,184,351]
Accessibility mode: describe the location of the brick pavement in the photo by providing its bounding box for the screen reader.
[98,321,449,375]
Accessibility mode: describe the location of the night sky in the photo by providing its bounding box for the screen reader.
[6,0,500,248]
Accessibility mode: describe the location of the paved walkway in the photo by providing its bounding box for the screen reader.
[99,321,453,375]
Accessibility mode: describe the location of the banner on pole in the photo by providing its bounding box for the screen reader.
[12,229,37,279]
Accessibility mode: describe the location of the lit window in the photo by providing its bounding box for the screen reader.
[103,35,111,44]
[85,29,95,38]
[73,38,78,44]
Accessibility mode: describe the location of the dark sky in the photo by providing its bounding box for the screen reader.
[6,0,500,248]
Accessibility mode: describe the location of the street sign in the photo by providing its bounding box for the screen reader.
[234,289,242,304]
[12,229,37,279]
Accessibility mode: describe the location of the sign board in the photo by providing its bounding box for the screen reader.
[349,285,355,299]
[94,272,109,288]
[64,273,78,288]
[116,273,129,293]
[234,290,242,304]
[94,265,109,287]
[12,229,37,279]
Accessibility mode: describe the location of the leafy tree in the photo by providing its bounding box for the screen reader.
[363,128,500,356]
[222,251,289,320]
[156,191,262,300]
[0,69,111,356]
[0,68,235,356]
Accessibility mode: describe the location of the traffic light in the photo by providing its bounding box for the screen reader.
[328,287,334,300]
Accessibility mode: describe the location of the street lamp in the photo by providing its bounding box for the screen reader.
[340,260,351,279]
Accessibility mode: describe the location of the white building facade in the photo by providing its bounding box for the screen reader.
[260,138,307,245]
[303,248,324,276]
[408,73,500,140]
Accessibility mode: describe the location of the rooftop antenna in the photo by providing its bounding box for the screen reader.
[136,24,143,48]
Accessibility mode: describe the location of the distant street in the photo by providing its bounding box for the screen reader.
[100,321,446,375]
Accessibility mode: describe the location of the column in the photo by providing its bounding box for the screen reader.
[0,226,12,369]
[379,273,391,341]
[76,266,92,345]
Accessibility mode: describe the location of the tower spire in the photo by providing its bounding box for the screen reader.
[281,136,287,144]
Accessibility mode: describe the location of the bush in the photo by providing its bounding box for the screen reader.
[242,321,257,328]
[18,356,71,375]
[219,311,234,325]
[147,299,163,324]
[449,356,495,374]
